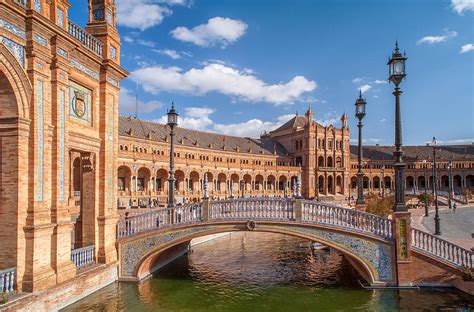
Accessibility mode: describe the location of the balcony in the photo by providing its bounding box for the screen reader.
[71,245,95,268]
[68,21,103,57]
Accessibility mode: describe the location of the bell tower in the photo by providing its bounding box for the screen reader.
[86,0,121,63]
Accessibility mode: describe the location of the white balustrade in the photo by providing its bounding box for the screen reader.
[71,245,95,268]
[209,197,294,221]
[0,268,15,293]
[411,228,473,269]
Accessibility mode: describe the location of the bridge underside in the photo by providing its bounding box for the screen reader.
[118,221,396,286]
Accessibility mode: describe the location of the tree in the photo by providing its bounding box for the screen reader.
[365,192,394,217]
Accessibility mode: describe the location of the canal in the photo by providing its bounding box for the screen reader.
[63,232,473,311]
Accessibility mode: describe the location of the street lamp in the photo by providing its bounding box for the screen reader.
[448,160,453,209]
[167,102,178,208]
[388,41,408,212]
[432,137,441,235]
[381,165,386,198]
[355,90,366,207]
[422,159,429,217]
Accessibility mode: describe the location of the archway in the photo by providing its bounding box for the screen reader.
[336,176,343,194]
[255,174,264,192]
[189,171,200,192]
[243,174,252,193]
[417,176,426,189]
[137,167,151,193]
[466,175,474,188]
[318,175,325,194]
[327,156,333,168]
[350,176,357,190]
[204,172,214,194]
[336,156,343,168]
[384,176,392,190]
[373,176,380,189]
[453,175,462,189]
[175,170,185,192]
[440,175,449,190]
[267,175,276,193]
[217,173,226,193]
[117,165,131,193]
[318,156,324,167]
[327,175,334,194]
[279,176,288,195]
[406,176,414,190]
[230,173,240,195]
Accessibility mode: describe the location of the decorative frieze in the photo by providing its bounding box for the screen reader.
[0,18,26,39]
[70,59,99,80]
[0,36,24,67]
[34,33,47,46]
[37,80,44,202]
[34,0,41,13]
[107,76,118,87]
[57,47,68,58]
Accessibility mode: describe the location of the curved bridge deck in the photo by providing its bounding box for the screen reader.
[116,198,473,287]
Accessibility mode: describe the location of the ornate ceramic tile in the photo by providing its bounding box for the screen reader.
[0,18,26,39]
[0,36,24,67]
[57,8,64,28]
[34,33,47,46]
[34,0,41,13]
[69,81,92,125]
[107,76,118,86]
[70,59,99,80]
[59,90,65,201]
[57,47,68,58]
[37,80,44,202]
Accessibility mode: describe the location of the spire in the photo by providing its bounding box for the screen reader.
[359,89,363,99]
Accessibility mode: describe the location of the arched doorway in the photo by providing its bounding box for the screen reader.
[327,175,334,194]
[336,176,343,194]
[156,169,168,192]
[267,175,276,193]
[117,166,131,193]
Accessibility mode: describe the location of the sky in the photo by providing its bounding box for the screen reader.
[69,0,474,146]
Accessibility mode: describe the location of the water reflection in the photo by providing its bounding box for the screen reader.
[63,232,473,312]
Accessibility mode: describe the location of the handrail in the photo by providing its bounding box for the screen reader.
[117,198,394,240]
[411,228,473,269]
[0,267,15,293]
[68,21,103,57]
[71,245,95,268]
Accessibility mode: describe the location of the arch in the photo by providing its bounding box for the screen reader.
[174,170,185,192]
[0,44,32,119]
[417,176,426,189]
[72,157,81,193]
[466,175,474,188]
[217,173,226,192]
[255,174,264,191]
[350,176,357,189]
[230,173,240,194]
[204,172,214,192]
[373,176,381,189]
[363,176,369,189]
[156,169,168,192]
[318,156,324,167]
[440,175,449,190]
[137,167,151,192]
[406,176,414,189]
[117,165,132,192]
[327,156,333,168]
[267,175,276,192]
[189,171,200,191]
[318,175,325,193]
[384,176,392,189]
[278,176,288,193]
[327,175,334,194]
[453,175,462,189]
[336,156,342,168]
[243,174,252,192]
[336,175,343,194]
[128,223,392,286]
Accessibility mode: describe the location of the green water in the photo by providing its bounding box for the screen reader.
[63,232,473,311]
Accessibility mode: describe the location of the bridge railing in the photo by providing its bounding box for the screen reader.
[411,228,473,269]
[117,203,202,238]
[0,267,15,293]
[210,197,294,220]
[301,200,393,239]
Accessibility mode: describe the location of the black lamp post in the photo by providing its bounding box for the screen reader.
[355,90,366,206]
[381,165,386,198]
[423,159,429,217]
[448,160,453,209]
[388,41,408,212]
[432,137,441,235]
[167,102,178,208]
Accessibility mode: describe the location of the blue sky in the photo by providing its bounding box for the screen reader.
[69,0,473,145]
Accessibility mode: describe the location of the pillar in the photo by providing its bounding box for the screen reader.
[392,211,413,286]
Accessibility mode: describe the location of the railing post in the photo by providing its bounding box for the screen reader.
[201,198,210,222]
[392,211,413,286]
[293,198,302,222]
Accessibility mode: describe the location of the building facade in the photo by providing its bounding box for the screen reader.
[0,0,127,293]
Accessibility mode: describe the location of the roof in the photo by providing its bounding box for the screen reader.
[119,116,289,156]
[350,145,474,161]
[270,115,307,133]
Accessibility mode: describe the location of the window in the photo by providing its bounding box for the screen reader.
[117,177,125,191]
[137,178,145,191]
[57,8,64,27]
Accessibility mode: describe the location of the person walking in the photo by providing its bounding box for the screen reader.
[453,202,457,213]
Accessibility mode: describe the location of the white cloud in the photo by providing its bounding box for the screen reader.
[116,0,171,31]
[359,84,372,93]
[460,43,474,53]
[155,108,295,138]
[153,49,192,59]
[374,80,387,84]
[123,36,134,43]
[417,29,457,45]
[350,138,383,144]
[119,88,163,115]
[137,39,156,47]
[316,112,341,127]
[352,77,364,84]
[171,17,248,48]
[451,0,474,14]
[379,118,387,122]
[373,95,379,99]
[131,63,316,105]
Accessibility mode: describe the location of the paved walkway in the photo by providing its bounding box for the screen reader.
[411,205,474,250]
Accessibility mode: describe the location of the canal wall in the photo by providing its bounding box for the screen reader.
[1,263,117,312]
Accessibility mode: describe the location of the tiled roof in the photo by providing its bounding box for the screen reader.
[119,116,289,156]
[270,115,307,133]
[350,145,474,161]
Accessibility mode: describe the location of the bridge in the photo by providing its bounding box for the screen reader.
[116,197,473,288]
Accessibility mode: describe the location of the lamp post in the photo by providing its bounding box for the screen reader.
[167,102,178,208]
[448,160,453,209]
[381,165,386,198]
[388,41,408,212]
[355,90,366,207]
[432,137,441,235]
[422,159,429,217]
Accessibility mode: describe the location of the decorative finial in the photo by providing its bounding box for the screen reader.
[359,89,363,98]
[395,39,399,51]
[171,101,175,109]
